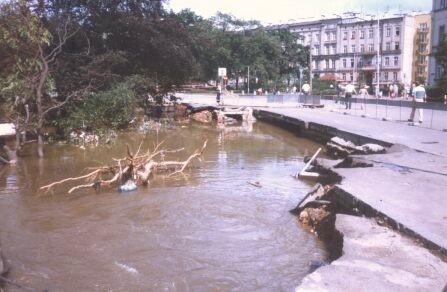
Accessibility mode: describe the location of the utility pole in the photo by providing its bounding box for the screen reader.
[309,35,313,92]
[376,12,380,97]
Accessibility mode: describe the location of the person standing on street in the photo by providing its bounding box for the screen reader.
[302,83,310,96]
[408,83,426,124]
[344,82,356,110]
[359,85,368,110]
[216,84,222,105]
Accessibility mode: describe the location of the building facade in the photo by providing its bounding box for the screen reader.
[286,14,416,91]
[428,0,447,85]
[413,14,431,85]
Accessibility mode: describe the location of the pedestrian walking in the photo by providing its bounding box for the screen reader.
[393,83,399,98]
[408,83,426,124]
[344,82,356,110]
[359,85,368,110]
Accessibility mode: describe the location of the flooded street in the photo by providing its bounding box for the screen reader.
[0,121,326,291]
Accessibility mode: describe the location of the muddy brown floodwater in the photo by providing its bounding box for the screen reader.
[0,121,327,291]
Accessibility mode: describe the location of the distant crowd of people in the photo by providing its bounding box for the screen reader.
[334,81,427,123]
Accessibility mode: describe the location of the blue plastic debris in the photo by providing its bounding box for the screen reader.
[118,180,137,192]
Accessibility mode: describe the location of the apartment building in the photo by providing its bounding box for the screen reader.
[413,14,431,84]
[428,0,447,85]
[286,14,416,90]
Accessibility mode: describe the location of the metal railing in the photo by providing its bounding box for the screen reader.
[322,95,447,131]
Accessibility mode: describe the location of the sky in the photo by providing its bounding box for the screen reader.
[167,0,432,24]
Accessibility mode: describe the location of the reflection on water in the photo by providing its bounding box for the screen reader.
[0,121,326,291]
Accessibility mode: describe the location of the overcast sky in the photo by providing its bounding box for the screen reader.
[167,0,432,24]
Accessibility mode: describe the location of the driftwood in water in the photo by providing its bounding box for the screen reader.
[39,140,207,194]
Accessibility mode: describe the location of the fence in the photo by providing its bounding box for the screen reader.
[321,95,447,131]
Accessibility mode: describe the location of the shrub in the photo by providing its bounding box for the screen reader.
[425,85,445,102]
[54,82,136,135]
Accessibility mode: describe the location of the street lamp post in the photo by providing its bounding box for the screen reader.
[247,66,250,95]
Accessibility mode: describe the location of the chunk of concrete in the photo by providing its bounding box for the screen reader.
[296,215,447,292]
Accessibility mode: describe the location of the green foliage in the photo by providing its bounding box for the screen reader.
[55,82,136,134]
[0,0,51,102]
[433,40,447,93]
[311,79,337,95]
[425,85,445,102]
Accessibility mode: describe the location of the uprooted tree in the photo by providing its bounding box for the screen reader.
[39,140,208,194]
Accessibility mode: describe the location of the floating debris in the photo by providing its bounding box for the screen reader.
[115,262,139,275]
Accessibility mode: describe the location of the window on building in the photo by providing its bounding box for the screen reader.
[343,31,347,40]
[441,0,446,9]
[369,29,374,39]
[314,45,320,54]
[395,42,400,50]
[420,33,427,43]
[436,65,443,78]
[394,56,398,66]
[384,72,389,80]
[315,33,320,42]
[351,45,356,52]
[386,27,391,37]
[395,27,400,36]
[350,58,354,67]
[358,59,363,67]
[343,45,348,53]
[393,72,397,81]
[343,59,347,68]
[325,59,329,69]
[385,57,390,66]
[331,59,335,68]
[342,73,346,80]
[360,44,365,52]
[418,44,426,53]
[419,55,425,65]
[440,25,446,42]
[350,73,354,81]
[325,32,330,41]
[386,42,390,51]
[325,46,330,54]
[368,44,374,51]
[351,30,356,39]
[332,45,336,54]
[417,66,424,75]
[360,30,365,39]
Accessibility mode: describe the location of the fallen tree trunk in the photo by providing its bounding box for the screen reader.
[39,140,207,194]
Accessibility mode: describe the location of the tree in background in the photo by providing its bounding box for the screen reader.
[433,40,447,95]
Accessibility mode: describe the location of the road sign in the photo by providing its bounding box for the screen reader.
[218,67,227,77]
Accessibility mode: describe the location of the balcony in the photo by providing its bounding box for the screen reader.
[362,50,377,56]
[417,50,429,55]
[324,39,337,44]
[360,65,376,71]
[381,49,401,55]
[418,38,429,44]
